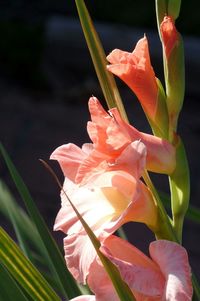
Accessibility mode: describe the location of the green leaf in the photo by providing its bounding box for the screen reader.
[75,0,128,122]
[0,180,89,295]
[0,180,67,293]
[168,0,181,20]
[0,262,29,301]
[0,180,40,259]
[0,227,61,301]
[0,143,82,299]
[155,0,181,27]
[155,0,168,38]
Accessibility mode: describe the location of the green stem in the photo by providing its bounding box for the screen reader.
[169,137,190,243]
[143,170,178,242]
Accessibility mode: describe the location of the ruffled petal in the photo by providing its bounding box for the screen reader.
[107,62,134,78]
[56,172,158,284]
[139,131,176,174]
[113,140,146,179]
[50,143,87,181]
[102,235,158,270]
[87,97,130,154]
[54,170,140,235]
[124,181,158,229]
[88,257,119,301]
[64,234,97,284]
[76,140,146,185]
[150,240,193,301]
[107,37,158,120]
[88,96,108,124]
[54,177,117,234]
[106,48,132,65]
[133,35,152,68]
[88,235,164,300]
[110,107,176,174]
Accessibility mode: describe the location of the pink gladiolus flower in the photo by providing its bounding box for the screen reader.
[51,97,175,180]
[51,98,175,283]
[53,152,157,283]
[85,236,192,301]
[69,297,95,301]
[106,37,159,121]
[160,16,179,59]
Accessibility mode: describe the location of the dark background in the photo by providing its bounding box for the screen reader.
[0,0,200,280]
[0,0,200,87]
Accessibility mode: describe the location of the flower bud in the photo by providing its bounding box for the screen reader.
[160,16,185,136]
[107,37,169,138]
